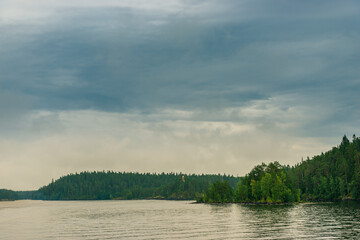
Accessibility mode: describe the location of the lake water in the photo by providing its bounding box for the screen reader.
[0,200,359,239]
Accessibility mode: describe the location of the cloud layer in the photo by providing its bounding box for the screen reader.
[1,0,359,189]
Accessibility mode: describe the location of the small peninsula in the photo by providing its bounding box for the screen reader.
[198,135,360,203]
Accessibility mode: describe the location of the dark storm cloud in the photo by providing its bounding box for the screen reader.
[1,1,359,114]
[0,1,358,125]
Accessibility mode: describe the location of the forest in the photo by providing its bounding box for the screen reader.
[37,172,239,200]
[0,190,39,201]
[1,173,239,201]
[200,135,360,203]
[1,135,359,203]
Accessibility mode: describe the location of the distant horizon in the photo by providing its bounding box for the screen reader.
[2,133,357,191]
[6,133,356,192]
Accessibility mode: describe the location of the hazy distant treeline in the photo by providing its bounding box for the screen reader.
[0,190,40,201]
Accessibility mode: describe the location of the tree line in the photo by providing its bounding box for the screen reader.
[0,190,39,201]
[199,135,360,203]
[1,135,359,203]
[1,173,239,201]
[37,172,239,200]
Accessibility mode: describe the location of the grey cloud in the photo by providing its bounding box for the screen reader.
[1,0,360,189]
[1,2,359,124]
[1,2,359,113]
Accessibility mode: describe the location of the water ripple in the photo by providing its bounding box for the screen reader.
[0,200,359,239]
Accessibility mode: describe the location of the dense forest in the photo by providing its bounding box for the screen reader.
[200,135,360,203]
[0,189,18,201]
[37,172,239,200]
[199,162,301,203]
[1,135,359,203]
[0,173,239,201]
[0,189,39,201]
[291,135,360,201]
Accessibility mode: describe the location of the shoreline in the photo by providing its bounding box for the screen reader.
[193,200,358,205]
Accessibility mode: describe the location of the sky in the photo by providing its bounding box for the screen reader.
[1,0,360,190]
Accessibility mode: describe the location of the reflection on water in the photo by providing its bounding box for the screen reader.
[0,200,359,239]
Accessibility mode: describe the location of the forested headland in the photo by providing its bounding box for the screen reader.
[200,135,360,203]
[1,135,359,203]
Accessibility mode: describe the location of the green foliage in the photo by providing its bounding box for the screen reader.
[204,181,234,203]
[203,135,360,203]
[38,172,240,200]
[234,182,248,202]
[234,162,299,203]
[292,135,360,201]
[0,190,40,201]
[250,179,262,201]
[260,173,272,200]
[0,189,18,201]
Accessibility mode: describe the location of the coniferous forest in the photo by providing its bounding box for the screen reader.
[37,172,239,200]
[1,135,359,203]
[1,173,239,201]
[200,135,360,203]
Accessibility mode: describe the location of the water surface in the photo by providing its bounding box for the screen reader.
[0,200,359,239]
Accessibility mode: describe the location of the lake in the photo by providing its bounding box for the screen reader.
[0,200,359,239]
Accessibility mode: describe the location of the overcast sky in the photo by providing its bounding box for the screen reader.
[1,0,360,190]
